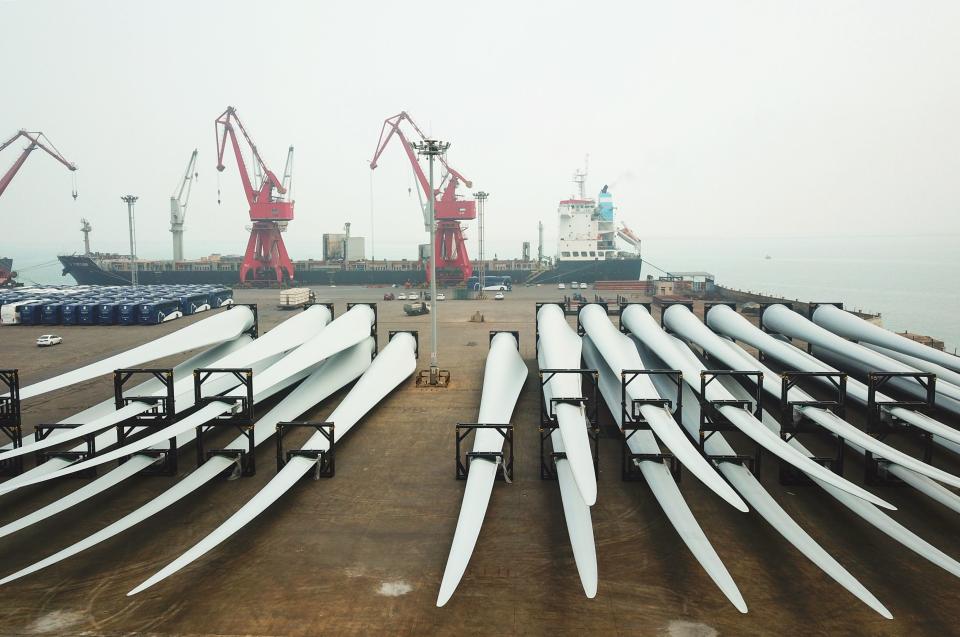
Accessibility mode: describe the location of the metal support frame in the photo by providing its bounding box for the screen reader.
[276,421,335,479]
[618,302,651,333]
[455,423,514,481]
[231,303,259,339]
[777,371,847,485]
[620,369,683,482]
[864,371,936,486]
[113,368,177,476]
[698,370,763,474]
[538,368,600,480]
[34,423,98,478]
[0,370,22,476]
[575,302,609,336]
[346,302,378,355]
[194,367,256,477]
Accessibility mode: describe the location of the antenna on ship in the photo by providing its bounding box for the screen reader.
[80,218,92,255]
[572,153,588,199]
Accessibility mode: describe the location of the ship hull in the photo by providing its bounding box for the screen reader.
[59,255,641,287]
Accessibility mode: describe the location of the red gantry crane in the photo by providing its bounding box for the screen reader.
[370,111,475,285]
[215,107,294,284]
[0,129,77,200]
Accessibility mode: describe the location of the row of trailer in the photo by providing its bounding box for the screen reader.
[0,285,233,326]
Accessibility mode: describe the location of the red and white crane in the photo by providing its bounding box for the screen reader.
[0,129,77,200]
[215,107,294,284]
[370,111,476,285]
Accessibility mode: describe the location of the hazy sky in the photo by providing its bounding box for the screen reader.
[1,0,958,264]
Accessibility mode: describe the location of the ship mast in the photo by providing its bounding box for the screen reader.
[572,154,588,199]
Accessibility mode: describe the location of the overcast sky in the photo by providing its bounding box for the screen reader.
[1,0,958,263]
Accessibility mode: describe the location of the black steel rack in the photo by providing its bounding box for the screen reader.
[113,368,178,476]
[193,367,256,477]
[620,369,683,482]
[455,423,514,481]
[538,368,600,480]
[777,371,848,485]
[276,421,335,480]
[698,370,764,474]
[864,371,936,486]
[0,370,22,476]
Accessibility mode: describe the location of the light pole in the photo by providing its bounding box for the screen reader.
[413,138,449,385]
[473,191,488,294]
[121,195,139,287]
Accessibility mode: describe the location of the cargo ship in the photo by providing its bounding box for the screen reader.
[59,175,642,286]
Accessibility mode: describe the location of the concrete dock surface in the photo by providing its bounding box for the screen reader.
[0,287,957,636]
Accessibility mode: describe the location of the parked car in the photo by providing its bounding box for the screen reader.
[437,293,446,301]
[579,282,588,289]
[558,283,566,289]
[397,293,407,300]
[383,293,395,301]
[36,334,63,347]
[570,281,578,288]
[408,292,420,300]
[494,292,505,301]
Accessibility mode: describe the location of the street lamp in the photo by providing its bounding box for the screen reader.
[413,138,449,385]
[473,191,489,294]
[121,195,139,287]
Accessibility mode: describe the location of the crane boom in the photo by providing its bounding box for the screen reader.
[170,149,198,261]
[0,130,77,199]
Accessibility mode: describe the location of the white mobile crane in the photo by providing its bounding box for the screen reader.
[170,149,198,261]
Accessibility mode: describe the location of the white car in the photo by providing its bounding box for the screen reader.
[408,292,419,300]
[558,283,566,289]
[437,293,446,301]
[397,293,407,300]
[570,281,578,288]
[494,292,505,300]
[579,282,588,289]
[36,334,63,347]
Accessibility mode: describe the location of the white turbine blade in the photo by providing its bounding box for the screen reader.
[536,304,597,505]
[538,347,597,599]
[764,305,960,404]
[0,336,253,493]
[647,337,891,618]
[127,333,416,596]
[712,351,960,582]
[663,304,960,489]
[6,306,372,485]
[578,305,748,512]
[583,336,747,613]
[723,337,960,516]
[710,305,960,448]
[811,304,960,374]
[622,304,895,511]
[15,306,255,400]
[0,340,375,585]
[437,333,527,607]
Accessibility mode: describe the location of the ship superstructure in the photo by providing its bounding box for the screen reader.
[554,167,642,281]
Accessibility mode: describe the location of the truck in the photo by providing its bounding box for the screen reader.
[279,287,314,310]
